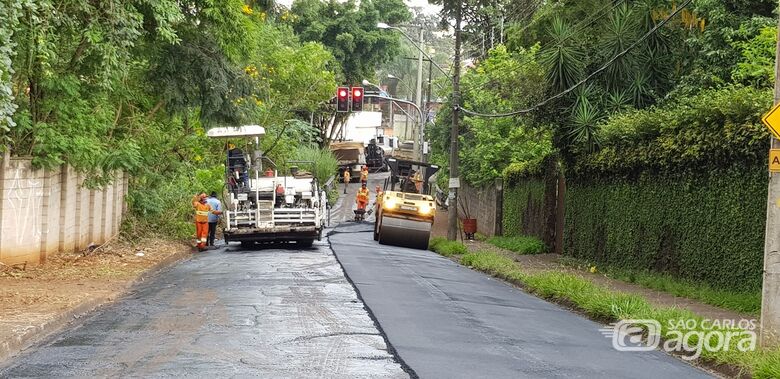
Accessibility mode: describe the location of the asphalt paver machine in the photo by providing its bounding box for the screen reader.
[207,125,327,248]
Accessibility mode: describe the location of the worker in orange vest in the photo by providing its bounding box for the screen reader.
[360,165,369,183]
[356,183,370,211]
[275,183,285,207]
[343,170,351,194]
[192,192,221,251]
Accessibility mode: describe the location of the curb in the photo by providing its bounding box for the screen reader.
[0,246,192,364]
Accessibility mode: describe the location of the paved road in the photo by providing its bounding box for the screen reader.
[330,222,713,379]
[0,240,407,378]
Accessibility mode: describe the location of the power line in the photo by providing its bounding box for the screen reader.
[459,0,692,118]
[460,0,626,94]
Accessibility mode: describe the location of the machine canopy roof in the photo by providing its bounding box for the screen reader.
[207,125,266,139]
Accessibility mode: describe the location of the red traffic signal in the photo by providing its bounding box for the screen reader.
[351,86,364,112]
[337,87,349,112]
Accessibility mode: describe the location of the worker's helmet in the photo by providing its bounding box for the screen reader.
[228,143,236,150]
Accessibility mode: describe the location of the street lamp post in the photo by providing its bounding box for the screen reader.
[377,23,431,163]
[363,80,424,160]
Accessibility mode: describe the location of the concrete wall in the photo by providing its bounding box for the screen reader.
[0,155,127,266]
[458,182,502,237]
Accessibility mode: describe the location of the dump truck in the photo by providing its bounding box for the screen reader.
[364,139,386,172]
[373,158,439,249]
[329,141,365,182]
[207,125,328,248]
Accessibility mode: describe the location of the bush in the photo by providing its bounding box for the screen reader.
[561,85,772,292]
[565,169,766,292]
[487,235,546,254]
[502,178,545,239]
[574,85,772,178]
[429,238,468,257]
[293,146,338,184]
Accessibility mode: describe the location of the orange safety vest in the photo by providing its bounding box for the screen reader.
[343,171,351,182]
[361,169,368,181]
[194,202,211,223]
[357,188,369,203]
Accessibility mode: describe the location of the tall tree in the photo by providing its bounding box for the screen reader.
[290,0,411,84]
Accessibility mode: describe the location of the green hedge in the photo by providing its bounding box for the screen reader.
[573,86,772,178]
[565,169,767,291]
[502,178,545,239]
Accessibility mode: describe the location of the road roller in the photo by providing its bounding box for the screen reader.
[373,158,440,249]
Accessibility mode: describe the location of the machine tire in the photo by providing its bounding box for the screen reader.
[297,239,314,248]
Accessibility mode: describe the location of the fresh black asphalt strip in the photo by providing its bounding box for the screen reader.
[329,222,714,379]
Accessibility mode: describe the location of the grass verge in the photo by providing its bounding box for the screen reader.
[429,237,468,257]
[458,250,780,378]
[559,257,760,315]
[486,235,546,255]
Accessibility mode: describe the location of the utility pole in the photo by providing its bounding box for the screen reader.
[762,9,780,347]
[447,0,462,241]
[416,26,425,161]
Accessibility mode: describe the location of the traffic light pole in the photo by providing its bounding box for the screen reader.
[760,11,780,348]
[447,0,462,241]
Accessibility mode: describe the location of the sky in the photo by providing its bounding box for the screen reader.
[276,0,442,15]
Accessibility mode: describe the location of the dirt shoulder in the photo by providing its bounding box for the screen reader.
[431,209,753,324]
[0,237,191,363]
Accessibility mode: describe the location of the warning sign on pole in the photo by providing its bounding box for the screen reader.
[771,149,780,172]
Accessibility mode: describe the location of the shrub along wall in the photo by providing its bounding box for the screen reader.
[502,178,545,240]
[565,169,767,291]
[563,85,772,292]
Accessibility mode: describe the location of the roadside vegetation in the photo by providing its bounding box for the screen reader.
[559,257,761,315]
[429,237,468,257]
[458,250,780,377]
[0,1,410,239]
[487,236,546,255]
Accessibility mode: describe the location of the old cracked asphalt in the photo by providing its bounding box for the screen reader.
[1,176,713,378]
[0,239,407,378]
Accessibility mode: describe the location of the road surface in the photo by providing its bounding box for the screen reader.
[2,183,713,378]
[0,240,406,378]
[329,222,713,379]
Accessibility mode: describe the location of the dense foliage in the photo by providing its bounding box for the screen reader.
[565,170,767,291]
[0,0,401,237]
[424,0,778,291]
[501,178,544,240]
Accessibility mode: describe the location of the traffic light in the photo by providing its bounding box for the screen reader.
[351,87,364,112]
[336,87,349,112]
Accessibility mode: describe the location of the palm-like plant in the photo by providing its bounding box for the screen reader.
[568,95,602,152]
[539,18,585,93]
[601,4,639,91]
[629,70,653,108]
[605,90,631,115]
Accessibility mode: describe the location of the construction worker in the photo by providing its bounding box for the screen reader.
[206,191,222,247]
[356,183,370,212]
[343,169,351,194]
[360,165,369,183]
[375,185,383,199]
[192,192,220,251]
[412,169,424,193]
[275,183,285,207]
